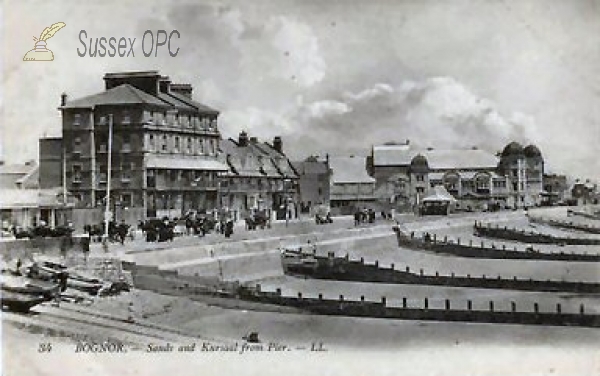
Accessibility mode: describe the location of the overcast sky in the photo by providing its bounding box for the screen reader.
[2,0,599,179]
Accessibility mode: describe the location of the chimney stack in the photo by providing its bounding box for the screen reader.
[170,83,193,99]
[273,136,283,153]
[61,92,68,107]
[238,131,249,147]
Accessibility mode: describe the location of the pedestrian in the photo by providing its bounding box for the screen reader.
[81,230,91,265]
[354,210,360,227]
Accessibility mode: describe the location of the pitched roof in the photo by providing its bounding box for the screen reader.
[168,91,219,115]
[292,160,329,175]
[424,149,498,170]
[373,144,498,170]
[62,84,167,108]
[329,156,375,184]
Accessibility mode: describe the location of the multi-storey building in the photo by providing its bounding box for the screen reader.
[329,155,376,214]
[368,141,545,211]
[60,71,228,222]
[218,132,298,221]
[292,155,331,213]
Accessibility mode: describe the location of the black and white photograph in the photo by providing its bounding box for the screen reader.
[1,1,599,375]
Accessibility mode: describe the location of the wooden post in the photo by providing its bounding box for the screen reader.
[424,297,429,310]
[534,303,539,313]
[511,301,516,312]
[467,300,472,311]
[402,297,407,308]
[445,299,450,310]
[298,292,302,299]
[489,301,494,312]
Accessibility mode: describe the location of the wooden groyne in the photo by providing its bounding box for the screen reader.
[394,226,600,261]
[282,250,600,293]
[123,260,600,328]
[473,221,600,246]
[528,216,600,234]
[241,286,600,328]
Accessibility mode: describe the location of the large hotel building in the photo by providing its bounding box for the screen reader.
[53,71,297,223]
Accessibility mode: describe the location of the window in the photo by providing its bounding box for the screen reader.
[122,111,131,124]
[72,164,82,183]
[199,139,205,154]
[174,137,180,153]
[142,111,152,124]
[416,174,424,182]
[122,134,131,152]
[162,135,168,152]
[147,170,156,188]
[97,136,107,153]
[121,193,132,208]
[187,137,192,154]
[416,187,424,194]
[98,164,107,182]
[148,134,155,151]
[98,116,107,125]
[73,137,82,153]
[73,113,81,126]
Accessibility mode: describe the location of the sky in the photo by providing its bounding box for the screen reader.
[2,0,599,179]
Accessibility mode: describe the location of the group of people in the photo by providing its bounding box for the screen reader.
[354,208,377,226]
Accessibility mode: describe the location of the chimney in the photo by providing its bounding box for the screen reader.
[273,136,283,153]
[170,83,193,99]
[238,131,249,147]
[249,136,258,143]
[61,92,68,107]
[159,77,171,94]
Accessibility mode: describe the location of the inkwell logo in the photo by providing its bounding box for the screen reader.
[23,22,66,61]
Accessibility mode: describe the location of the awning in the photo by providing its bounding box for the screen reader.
[146,155,229,171]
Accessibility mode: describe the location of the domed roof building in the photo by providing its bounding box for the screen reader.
[501,141,524,158]
[409,154,429,173]
[523,144,542,158]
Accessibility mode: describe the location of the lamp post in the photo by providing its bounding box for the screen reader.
[102,114,113,253]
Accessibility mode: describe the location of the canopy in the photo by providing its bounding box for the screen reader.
[422,185,457,203]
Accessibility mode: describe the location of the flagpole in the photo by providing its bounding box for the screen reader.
[102,114,113,252]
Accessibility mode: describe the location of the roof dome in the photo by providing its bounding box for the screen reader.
[501,142,524,157]
[523,144,542,158]
[409,154,429,173]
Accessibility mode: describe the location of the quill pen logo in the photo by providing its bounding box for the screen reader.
[23,22,66,61]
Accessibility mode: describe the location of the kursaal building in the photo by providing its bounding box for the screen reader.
[368,140,544,211]
[47,71,297,224]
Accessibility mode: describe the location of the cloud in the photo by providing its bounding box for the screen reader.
[234,77,544,159]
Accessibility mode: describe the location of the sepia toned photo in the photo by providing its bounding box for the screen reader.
[1,1,599,375]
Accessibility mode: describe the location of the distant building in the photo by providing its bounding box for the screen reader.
[542,173,568,205]
[329,155,376,214]
[570,179,598,205]
[0,161,69,232]
[218,132,298,221]
[368,141,545,211]
[292,155,331,213]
